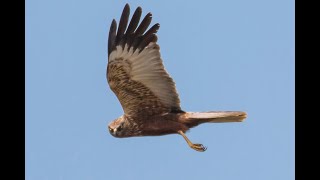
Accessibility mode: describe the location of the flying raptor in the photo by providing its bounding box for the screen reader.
[107,4,247,152]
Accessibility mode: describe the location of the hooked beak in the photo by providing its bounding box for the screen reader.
[108,126,117,137]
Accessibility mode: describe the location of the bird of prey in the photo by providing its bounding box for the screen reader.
[107,4,247,152]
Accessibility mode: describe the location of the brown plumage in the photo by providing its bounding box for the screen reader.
[107,4,247,152]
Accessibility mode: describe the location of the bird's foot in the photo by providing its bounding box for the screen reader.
[189,143,207,152]
[178,130,207,152]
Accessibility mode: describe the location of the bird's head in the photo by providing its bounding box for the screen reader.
[108,115,132,138]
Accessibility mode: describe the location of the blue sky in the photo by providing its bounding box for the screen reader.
[26,0,294,180]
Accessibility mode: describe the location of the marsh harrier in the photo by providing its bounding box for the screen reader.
[107,4,247,152]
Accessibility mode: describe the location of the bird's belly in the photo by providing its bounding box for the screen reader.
[138,117,189,136]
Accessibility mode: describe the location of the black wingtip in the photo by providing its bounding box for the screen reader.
[126,6,142,36]
[109,4,160,56]
[142,23,160,39]
[108,19,117,56]
[124,3,130,11]
[134,12,152,37]
[147,12,153,19]
[116,4,130,42]
[124,4,130,14]
[112,19,117,25]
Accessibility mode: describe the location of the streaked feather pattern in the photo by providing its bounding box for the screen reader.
[107,4,247,152]
[107,4,182,118]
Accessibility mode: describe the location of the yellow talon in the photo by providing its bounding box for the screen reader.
[178,130,207,152]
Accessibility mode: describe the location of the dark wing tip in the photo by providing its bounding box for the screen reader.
[134,12,152,36]
[116,4,130,43]
[123,3,130,15]
[108,19,117,56]
[109,4,160,56]
[126,6,142,36]
[148,23,160,34]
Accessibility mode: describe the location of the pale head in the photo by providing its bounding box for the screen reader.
[108,115,132,138]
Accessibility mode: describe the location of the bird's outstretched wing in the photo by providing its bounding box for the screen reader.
[107,4,182,117]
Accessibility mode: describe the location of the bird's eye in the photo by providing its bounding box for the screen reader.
[109,128,114,133]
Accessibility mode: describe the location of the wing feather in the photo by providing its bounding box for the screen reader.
[107,4,183,117]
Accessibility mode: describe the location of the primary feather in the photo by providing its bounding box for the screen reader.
[107,4,182,117]
[107,4,247,152]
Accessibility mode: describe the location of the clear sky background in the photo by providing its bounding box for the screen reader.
[26,0,294,180]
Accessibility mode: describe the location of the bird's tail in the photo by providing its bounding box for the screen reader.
[184,111,247,127]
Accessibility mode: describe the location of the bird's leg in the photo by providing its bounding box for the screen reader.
[178,130,207,152]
